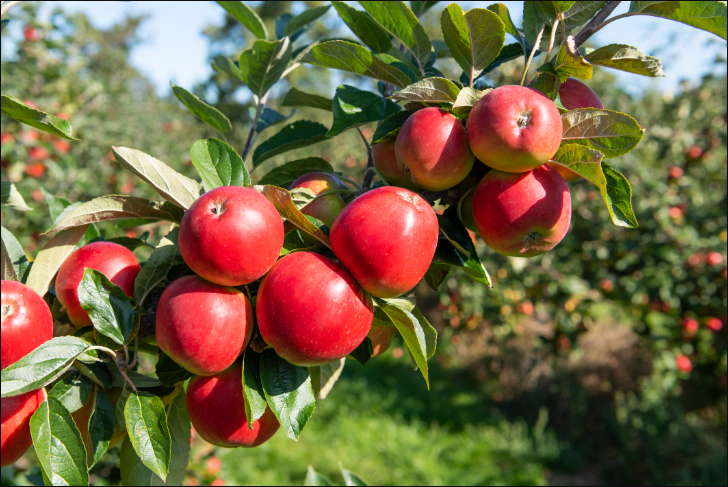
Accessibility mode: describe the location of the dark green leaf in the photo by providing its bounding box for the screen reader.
[371,110,415,144]
[542,42,593,82]
[522,1,545,47]
[124,391,171,480]
[251,107,295,133]
[532,71,562,100]
[349,338,374,366]
[1,226,28,282]
[110,368,162,389]
[436,206,493,287]
[239,38,292,99]
[1,337,92,398]
[487,3,526,51]
[1,95,77,140]
[89,391,116,467]
[171,84,232,138]
[78,269,135,346]
[30,397,89,486]
[253,121,330,167]
[629,1,727,39]
[374,51,420,84]
[423,262,450,290]
[242,349,268,428]
[562,1,609,29]
[584,44,665,77]
[285,5,330,37]
[190,138,250,192]
[482,42,529,76]
[332,2,392,52]
[376,301,431,388]
[216,1,268,39]
[561,108,645,158]
[48,372,93,414]
[259,349,316,441]
[302,40,413,89]
[258,158,335,188]
[156,351,193,387]
[411,1,439,18]
[282,87,333,111]
[106,235,154,252]
[329,85,401,137]
[211,55,245,81]
[309,358,346,400]
[76,362,113,390]
[1,180,32,211]
[134,227,180,306]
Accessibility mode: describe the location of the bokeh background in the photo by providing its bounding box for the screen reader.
[1,1,726,485]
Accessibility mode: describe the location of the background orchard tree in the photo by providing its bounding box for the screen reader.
[1,1,727,485]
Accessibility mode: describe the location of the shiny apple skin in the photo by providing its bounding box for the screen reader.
[395,107,474,191]
[55,241,141,328]
[1,280,53,369]
[330,186,439,298]
[368,326,397,358]
[1,389,45,467]
[257,252,373,367]
[371,139,420,191]
[472,165,571,257]
[156,275,253,376]
[186,362,279,448]
[468,85,562,173]
[289,172,348,228]
[179,186,284,286]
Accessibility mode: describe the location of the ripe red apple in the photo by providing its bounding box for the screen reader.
[395,107,474,191]
[368,326,397,358]
[371,139,419,190]
[706,251,724,266]
[257,252,373,366]
[157,275,253,376]
[675,354,692,373]
[179,186,284,286]
[289,172,347,228]
[0,133,13,145]
[472,165,571,257]
[330,186,439,298]
[458,190,477,232]
[558,78,604,111]
[186,362,279,448]
[706,317,723,332]
[456,163,489,232]
[668,166,684,180]
[1,389,46,467]
[2,281,54,369]
[56,241,141,328]
[682,317,699,337]
[468,85,562,173]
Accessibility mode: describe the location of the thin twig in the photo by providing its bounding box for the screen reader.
[362,167,390,187]
[311,188,359,202]
[333,174,362,189]
[116,363,138,393]
[520,24,546,86]
[126,336,138,369]
[361,151,376,190]
[546,18,560,60]
[356,127,371,153]
[572,1,623,48]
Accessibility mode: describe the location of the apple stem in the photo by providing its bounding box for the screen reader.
[116,362,138,393]
[334,175,362,190]
[520,24,545,86]
[361,150,376,190]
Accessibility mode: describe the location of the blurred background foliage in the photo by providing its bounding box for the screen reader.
[1,2,726,486]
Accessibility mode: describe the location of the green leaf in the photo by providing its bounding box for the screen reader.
[305,466,334,486]
[371,110,415,144]
[216,1,268,39]
[134,227,181,305]
[156,351,193,387]
[375,50,420,83]
[540,42,592,82]
[551,144,638,228]
[451,86,489,117]
[190,138,250,193]
[332,2,392,52]
[171,84,232,139]
[487,3,527,51]
[329,85,401,137]
[239,38,292,99]
[584,44,665,77]
[411,1,440,17]
[242,349,268,428]
[309,358,346,400]
[562,1,609,28]
[532,71,562,100]
[1,337,91,398]
[285,5,331,37]
[39,188,70,223]
[282,87,333,111]
[258,158,335,188]
[44,195,180,234]
[302,40,413,89]
[1,95,77,140]
[349,338,374,366]
[111,369,162,390]
[340,464,370,486]
[376,301,433,388]
[106,235,154,252]
[48,372,93,414]
[89,391,116,467]
[629,1,727,39]
[30,397,89,486]
[561,108,645,159]
[252,121,330,167]
[390,77,461,103]
[423,262,450,290]
[211,55,245,81]
[1,180,32,211]
[25,225,89,297]
[1,226,28,282]
[251,107,296,132]
[441,5,506,85]
[112,147,202,210]
[280,230,319,256]
[78,269,135,346]
[436,206,493,288]
[124,391,172,481]
[259,349,316,441]
[1,239,17,282]
[255,185,331,247]
[359,1,432,69]
[75,362,113,390]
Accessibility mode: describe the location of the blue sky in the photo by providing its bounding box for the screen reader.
[19,1,728,96]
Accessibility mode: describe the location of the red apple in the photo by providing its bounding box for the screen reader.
[668,166,684,180]
[368,326,397,358]
[179,186,284,286]
[706,251,724,266]
[1,389,46,467]
[472,165,571,257]
[56,241,141,328]
[157,275,253,376]
[371,139,419,190]
[0,133,13,145]
[706,317,723,332]
[682,317,699,337]
[458,190,477,232]
[28,146,49,161]
[675,354,692,373]
[468,85,562,173]
[395,107,474,191]
[257,252,373,366]
[330,186,439,298]
[558,78,604,111]
[289,172,347,228]
[2,281,53,369]
[186,362,279,448]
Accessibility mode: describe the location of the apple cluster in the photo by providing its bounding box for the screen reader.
[374,81,604,257]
